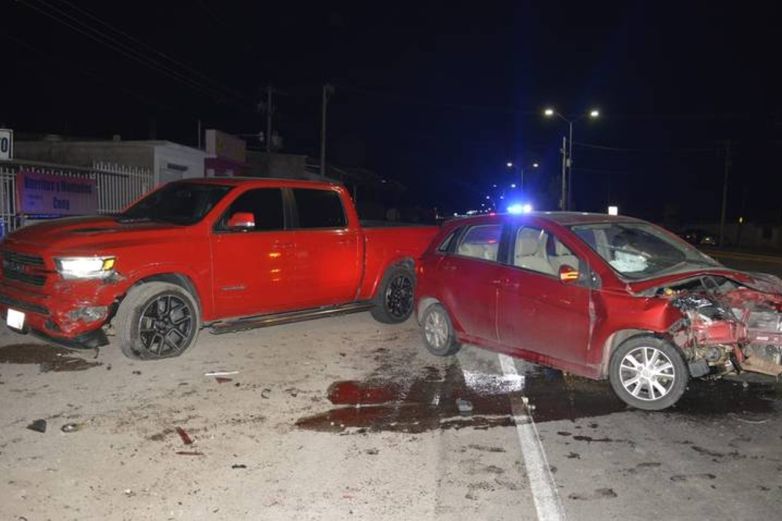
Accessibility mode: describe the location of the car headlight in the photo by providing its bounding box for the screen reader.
[55,256,116,279]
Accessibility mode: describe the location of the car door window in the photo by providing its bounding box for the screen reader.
[513,226,578,276]
[456,224,502,261]
[217,188,284,232]
[292,188,347,229]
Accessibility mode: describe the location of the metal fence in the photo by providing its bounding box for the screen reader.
[0,160,153,235]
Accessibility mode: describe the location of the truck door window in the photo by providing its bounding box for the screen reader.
[217,188,284,232]
[292,188,347,229]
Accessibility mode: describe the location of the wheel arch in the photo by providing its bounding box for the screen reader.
[371,256,416,300]
[116,272,203,319]
[416,296,441,325]
[599,329,659,379]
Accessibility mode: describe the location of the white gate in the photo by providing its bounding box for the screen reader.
[0,160,153,236]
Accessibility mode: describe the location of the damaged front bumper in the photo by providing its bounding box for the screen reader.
[0,278,117,348]
[666,282,782,379]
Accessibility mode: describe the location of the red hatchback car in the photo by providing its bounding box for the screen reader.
[415,212,782,410]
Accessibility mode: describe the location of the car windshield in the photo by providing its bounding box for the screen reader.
[570,222,720,280]
[119,182,232,225]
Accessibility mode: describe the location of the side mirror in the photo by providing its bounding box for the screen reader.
[227,212,255,230]
[559,264,579,283]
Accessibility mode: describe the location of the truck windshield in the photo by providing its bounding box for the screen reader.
[119,182,232,225]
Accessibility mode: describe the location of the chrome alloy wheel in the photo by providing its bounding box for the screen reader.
[423,307,449,350]
[619,346,676,401]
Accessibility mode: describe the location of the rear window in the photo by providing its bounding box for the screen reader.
[292,188,347,229]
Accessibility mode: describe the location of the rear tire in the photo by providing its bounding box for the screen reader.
[421,303,461,357]
[115,282,200,360]
[370,265,415,324]
[608,335,688,411]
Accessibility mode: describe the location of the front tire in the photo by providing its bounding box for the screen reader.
[608,335,688,411]
[115,282,200,360]
[421,303,461,357]
[370,265,415,324]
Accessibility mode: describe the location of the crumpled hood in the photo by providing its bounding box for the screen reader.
[628,268,782,297]
[1,215,188,255]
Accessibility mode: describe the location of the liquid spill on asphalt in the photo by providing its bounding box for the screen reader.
[0,343,101,372]
[297,361,781,434]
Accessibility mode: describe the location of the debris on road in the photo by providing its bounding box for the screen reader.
[26,419,47,433]
[61,422,82,433]
[175,451,205,456]
[231,464,247,469]
[175,426,193,445]
[204,370,239,377]
[456,398,473,415]
[215,377,233,384]
[261,388,271,399]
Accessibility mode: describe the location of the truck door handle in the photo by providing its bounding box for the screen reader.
[444,264,457,272]
[274,242,294,249]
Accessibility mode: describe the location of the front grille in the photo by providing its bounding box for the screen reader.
[1,250,47,286]
[0,292,49,315]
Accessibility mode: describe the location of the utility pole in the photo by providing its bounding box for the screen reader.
[320,83,334,177]
[265,84,273,153]
[560,136,567,210]
[566,120,574,210]
[719,140,732,247]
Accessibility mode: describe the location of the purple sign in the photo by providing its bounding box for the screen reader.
[17,171,98,215]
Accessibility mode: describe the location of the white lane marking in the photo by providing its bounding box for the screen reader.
[498,354,566,521]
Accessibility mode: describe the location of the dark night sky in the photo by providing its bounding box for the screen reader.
[1,1,780,223]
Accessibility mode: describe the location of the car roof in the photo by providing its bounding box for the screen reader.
[446,211,647,227]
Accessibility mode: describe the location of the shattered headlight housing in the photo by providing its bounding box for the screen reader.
[55,256,116,280]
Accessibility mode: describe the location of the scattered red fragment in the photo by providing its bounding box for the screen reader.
[175,426,193,445]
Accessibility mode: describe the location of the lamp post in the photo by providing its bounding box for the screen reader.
[506,161,539,192]
[544,108,599,210]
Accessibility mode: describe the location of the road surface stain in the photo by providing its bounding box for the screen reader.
[297,360,782,434]
[0,343,101,372]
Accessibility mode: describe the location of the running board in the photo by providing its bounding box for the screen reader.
[209,301,375,335]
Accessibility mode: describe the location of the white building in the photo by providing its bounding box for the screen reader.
[15,137,207,186]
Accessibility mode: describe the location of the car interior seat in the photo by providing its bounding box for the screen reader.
[514,228,554,274]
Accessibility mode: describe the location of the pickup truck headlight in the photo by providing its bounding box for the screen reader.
[55,256,116,279]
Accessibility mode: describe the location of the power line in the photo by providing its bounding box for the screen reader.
[17,0,252,109]
[573,140,720,153]
[54,0,253,105]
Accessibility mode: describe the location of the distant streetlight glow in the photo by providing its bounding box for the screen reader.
[510,183,516,188]
[590,109,600,118]
[506,162,513,168]
[544,108,555,117]
[532,162,539,168]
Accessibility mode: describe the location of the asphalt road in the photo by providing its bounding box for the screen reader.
[1,303,780,520]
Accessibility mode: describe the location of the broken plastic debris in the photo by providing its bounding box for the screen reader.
[176,450,205,456]
[215,377,233,384]
[61,422,82,433]
[261,388,271,399]
[231,464,247,469]
[175,426,193,445]
[456,398,473,415]
[204,371,239,377]
[27,419,47,433]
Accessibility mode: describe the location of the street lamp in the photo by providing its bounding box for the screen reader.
[506,161,540,192]
[543,107,600,210]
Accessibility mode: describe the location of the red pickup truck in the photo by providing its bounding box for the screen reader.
[0,178,438,359]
